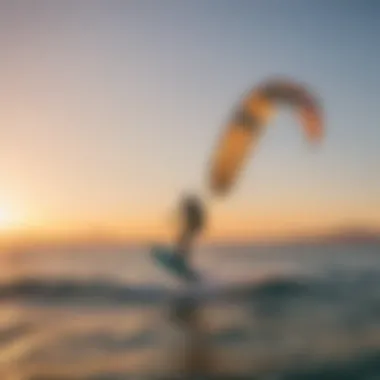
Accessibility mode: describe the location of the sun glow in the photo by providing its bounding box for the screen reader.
[0,205,20,231]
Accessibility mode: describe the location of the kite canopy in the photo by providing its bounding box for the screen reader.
[209,78,323,195]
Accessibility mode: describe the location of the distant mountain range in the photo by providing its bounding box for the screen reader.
[287,227,380,245]
[204,227,380,249]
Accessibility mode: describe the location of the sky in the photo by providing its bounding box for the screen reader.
[0,0,379,242]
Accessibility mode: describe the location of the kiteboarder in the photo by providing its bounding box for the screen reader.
[175,194,206,264]
[151,193,206,281]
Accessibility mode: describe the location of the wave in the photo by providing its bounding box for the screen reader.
[0,273,379,308]
[0,276,318,304]
[0,278,169,306]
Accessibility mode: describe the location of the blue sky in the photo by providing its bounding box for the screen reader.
[0,0,379,239]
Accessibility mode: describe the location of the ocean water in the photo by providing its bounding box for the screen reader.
[0,243,380,379]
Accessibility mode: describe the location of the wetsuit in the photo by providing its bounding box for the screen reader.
[176,195,206,260]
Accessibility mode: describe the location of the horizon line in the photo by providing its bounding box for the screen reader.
[1,224,379,251]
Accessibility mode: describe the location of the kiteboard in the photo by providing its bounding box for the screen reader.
[151,245,201,283]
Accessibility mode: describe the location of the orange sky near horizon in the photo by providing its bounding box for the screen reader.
[1,194,379,245]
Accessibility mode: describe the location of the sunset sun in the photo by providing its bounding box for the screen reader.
[0,206,18,231]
